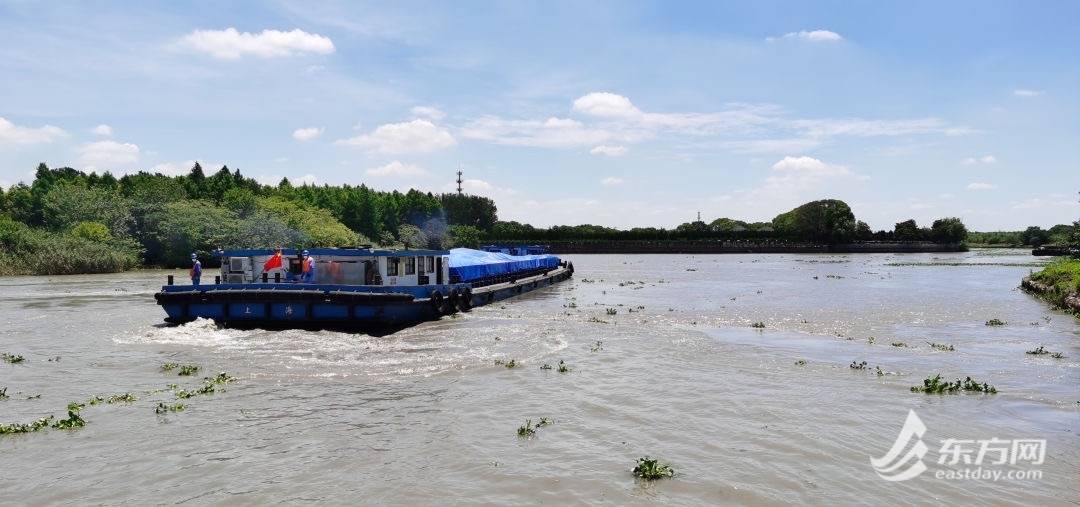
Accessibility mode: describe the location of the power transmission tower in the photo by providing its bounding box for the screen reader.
[456,168,463,195]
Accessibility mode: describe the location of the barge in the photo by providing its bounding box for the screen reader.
[154,247,573,329]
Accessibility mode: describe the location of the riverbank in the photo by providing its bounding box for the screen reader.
[1021,257,1080,314]
[523,240,966,254]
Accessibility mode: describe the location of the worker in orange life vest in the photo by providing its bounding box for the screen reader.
[301,249,315,283]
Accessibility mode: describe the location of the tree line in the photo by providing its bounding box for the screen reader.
[0,163,497,273]
[488,199,974,244]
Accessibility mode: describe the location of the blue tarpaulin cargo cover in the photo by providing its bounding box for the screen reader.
[449,248,561,282]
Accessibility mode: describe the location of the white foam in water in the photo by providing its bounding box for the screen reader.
[117,318,254,347]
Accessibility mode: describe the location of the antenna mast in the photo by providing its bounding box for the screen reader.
[456,167,463,195]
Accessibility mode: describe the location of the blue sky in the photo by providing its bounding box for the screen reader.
[1,0,1077,230]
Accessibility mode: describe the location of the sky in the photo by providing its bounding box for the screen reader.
[1,0,1077,231]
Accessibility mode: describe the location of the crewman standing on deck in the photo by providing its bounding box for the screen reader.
[301,249,315,283]
[189,253,202,286]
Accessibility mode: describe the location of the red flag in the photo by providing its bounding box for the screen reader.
[262,252,283,272]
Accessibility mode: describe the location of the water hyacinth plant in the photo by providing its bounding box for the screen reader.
[155,402,186,414]
[910,374,997,394]
[795,359,807,366]
[632,457,675,480]
[927,342,955,352]
[850,361,868,370]
[985,319,1007,326]
[51,402,86,429]
[2,353,26,364]
[1026,346,1049,355]
[750,322,766,329]
[557,360,570,373]
[516,419,536,437]
[0,416,53,435]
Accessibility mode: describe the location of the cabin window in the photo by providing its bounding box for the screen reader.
[405,257,416,275]
[418,257,426,274]
[386,257,399,276]
[426,256,435,272]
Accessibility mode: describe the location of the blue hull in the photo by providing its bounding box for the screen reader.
[154,266,573,330]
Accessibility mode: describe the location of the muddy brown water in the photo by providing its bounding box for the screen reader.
[0,250,1077,505]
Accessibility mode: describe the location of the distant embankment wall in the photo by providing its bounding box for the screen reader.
[498,240,966,254]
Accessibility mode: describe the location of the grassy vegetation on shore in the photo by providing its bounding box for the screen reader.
[1025,257,1080,313]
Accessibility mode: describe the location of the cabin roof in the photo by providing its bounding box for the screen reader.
[217,248,448,258]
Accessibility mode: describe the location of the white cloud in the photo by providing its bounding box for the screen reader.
[0,117,68,144]
[77,140,140,171]
[590,145,627,157]
[771,155,852,178]
[962,155,997,165]
[365,160,430,177]
[768,30,843,42]
[178,28,335,59]
[292,127,324,141]
[148,160,220,177]
[600,176,624,186]
[1013,89,1044,97]
[335,119,456,154]
[91,124,113,136]
[572,92,643,118]
[410,106,446,120]
[460,115,615,148]
[967,182,997,190]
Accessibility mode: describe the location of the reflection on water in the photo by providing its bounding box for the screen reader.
[0,252,1077,505]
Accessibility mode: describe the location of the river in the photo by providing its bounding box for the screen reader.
[1,250,1077,505]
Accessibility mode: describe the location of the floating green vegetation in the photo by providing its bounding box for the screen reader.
[557,360,570,373]
[539,363,552,370]
[591,340,603,352]
[795,360,807,366]
[587,316,610,324]
[927,342,955,352]
[0,387,7,400]
[0,416,53,435]
[985,319,1007,326]
[207,372,236,384]
[87,395,105,405]
[910,374,997,394]
[887,262,1044,267]
[155,402,185,414]
[850,360,868,370]
[178,364,200,376]
[632,457,675,481]
[606,308,618,316]
[106,393,137,404]
[51,402,86,429]
[868,337,876,345]
[495,359,518,369]
[1024,346,1065,357]
[516,419,536,437]
[750,321,766,329]
[161,362,179,371]
[875,366,885,377]
[567,302,577,309]
[891,342,908,348]
[535,417,553,427]
[2,353,26,364]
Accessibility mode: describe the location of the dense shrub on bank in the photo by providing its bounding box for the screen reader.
[1027,258,1080,310]
[0,215,140,275]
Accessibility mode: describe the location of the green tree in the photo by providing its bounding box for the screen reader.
[448,225,482,248]
[930,217,967,244]
[69,221,112,242]
[223,187,258,217]
[397,224,427,249]
[1020,226,1050,247]
[772,199,857,243]
[894,219,921,241]
[41,182,133,236]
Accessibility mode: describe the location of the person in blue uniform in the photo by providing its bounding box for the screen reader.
[189,253,202,286]
[301,250,315,283]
